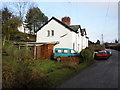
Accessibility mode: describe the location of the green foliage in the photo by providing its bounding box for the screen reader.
[62,61,79,70]
[28,60,62,73]
[2,56,19,88]
[2,56,50,88]
[25,7,48,34]
[115,39,118,43]
[13,61,49,88]
[3,42,32,60]
[80,46,94,65]
[47,61,90,87]
[2,43,95,88]
[2,17,22,39]
[88,40,95,45]
[2,8,12,23]
[47,68,75,87]
[3,54,93,88]
[2,7,29,44]
[10,31,28,41]
[96,39,100,44]
[92,44,105,52]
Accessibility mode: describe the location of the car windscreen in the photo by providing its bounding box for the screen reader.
[98,52,106,54]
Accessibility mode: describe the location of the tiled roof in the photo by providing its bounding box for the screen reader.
[36,17,79,33]
[68,25,80,32]
[36,17,87,36]
[80,28,87,36]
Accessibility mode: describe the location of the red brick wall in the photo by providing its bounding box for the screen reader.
[61,17,71,25]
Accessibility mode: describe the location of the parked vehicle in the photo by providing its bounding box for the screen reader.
[94,50,109,60]
[101,49,112,56]
[105,49,112,55]
[54,48,80,61]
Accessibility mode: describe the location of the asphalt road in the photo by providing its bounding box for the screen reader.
[57,49,119,88]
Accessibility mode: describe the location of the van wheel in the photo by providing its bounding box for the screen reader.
[56,57,61,62]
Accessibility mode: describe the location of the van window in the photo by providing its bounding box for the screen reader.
[56,50,62,53]
[63,50,68,53]
[71,50,76,54]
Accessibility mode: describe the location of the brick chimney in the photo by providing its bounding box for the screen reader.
[61,16,71,25]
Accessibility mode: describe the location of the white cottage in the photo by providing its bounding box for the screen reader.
[36,16,89,52]
[18,22,30,34]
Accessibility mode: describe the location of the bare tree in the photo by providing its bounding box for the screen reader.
[12,1,29,21]
[16,2,28,21]
[7,2,37,33]
[14,1,37,21]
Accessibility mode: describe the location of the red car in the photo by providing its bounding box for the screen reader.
[95,50,109,59]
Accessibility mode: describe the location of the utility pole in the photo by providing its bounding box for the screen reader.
[101,34,104,44]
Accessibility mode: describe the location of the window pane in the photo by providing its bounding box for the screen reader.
[52,30,54,36]
[71,50,75,54]
[47,30,50,36]
[63,50,68,53]
[56,50,62,53]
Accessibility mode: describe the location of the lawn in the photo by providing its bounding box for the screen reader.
[2,55,92,88]
[2,42,94,88]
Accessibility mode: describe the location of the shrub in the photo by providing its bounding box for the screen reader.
[92,44,105,52]
[29,60,62,74]
[62,61,79,70]
[80,46,94,65]
[2,65,16,88]
[3,42,32,60]
[2,57,50,88]
[19,46,32,60]
[14,67,49,88]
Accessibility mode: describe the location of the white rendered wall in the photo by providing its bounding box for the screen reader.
[86,38,89,47]
[36,19,73,50]
[71,29,83,52]
[78,34,83,52]
[36,19,88,52]
[82,35,86,49]
[18,24,29,34]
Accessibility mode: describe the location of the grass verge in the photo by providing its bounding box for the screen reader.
[2,55,94,88]
[47,61,92,88]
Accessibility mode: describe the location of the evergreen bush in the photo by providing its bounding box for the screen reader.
[80,46,94,65]
[3,42,32,60]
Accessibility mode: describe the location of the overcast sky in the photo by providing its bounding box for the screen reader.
[1,1,119,43]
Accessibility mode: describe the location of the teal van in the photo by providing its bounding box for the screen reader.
[54,48,80,61]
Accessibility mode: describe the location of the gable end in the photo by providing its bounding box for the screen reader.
[36,17,79,33]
